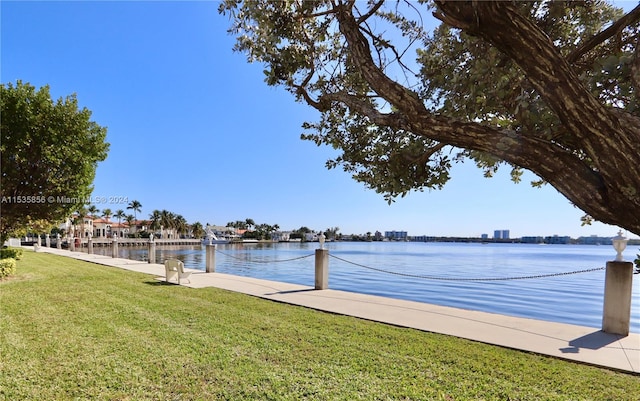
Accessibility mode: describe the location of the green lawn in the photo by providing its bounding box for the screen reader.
[1,251,638,400]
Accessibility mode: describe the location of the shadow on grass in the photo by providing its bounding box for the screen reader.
[144,280,173,286]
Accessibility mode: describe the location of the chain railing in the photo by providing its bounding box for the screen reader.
[328,254,605,281]
[215,249,314,264]
[213,247,606,281]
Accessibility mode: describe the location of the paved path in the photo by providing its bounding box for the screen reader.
[33,246,639,374]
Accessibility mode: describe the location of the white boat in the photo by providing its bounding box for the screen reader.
[201,226,230,245]
[201,234,229,245]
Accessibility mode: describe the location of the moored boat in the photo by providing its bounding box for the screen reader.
[202,226,230,245]
[201,235,229,245]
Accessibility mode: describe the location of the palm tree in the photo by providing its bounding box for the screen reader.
[326,226,340,240]
[114,209,126,237]
[127,200,142,223]
[160,210,175,238]
[173,215,188,238]
[245,218,255,231]
[100,208,113,237]
[149,210,162,236]
[227,220,247,230]
[191,222,205,239]
[87,205,100,218]
[101,208,112,221]
[125,214,136,237]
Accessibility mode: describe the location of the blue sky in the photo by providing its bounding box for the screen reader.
[2,1,637,239]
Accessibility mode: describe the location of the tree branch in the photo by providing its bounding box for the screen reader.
[356,0,384,24]
[318,91,398,125]
[566,4,640,63]
[434,1,640,184]
[316,70,606,220]
[413,143,446,165]
[633,35,640,99]
[335,6,426,117]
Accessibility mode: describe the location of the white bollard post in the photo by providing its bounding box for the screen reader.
[602,261,633,336]
[148,237,156,264]
[56,233,61,249]
[111,236,118,258]
[45,234,50,248]
[206,244,216,273]
[315,248,329,290]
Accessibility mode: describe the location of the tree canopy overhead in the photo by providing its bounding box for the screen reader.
[0,81,109,241]
[220,0,640,236]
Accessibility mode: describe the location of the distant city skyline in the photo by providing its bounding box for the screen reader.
[2,1,638,240]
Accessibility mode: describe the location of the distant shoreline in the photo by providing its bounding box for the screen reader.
[20,237,639,247]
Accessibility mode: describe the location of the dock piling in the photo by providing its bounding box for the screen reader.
[206,244,216,273]
[315,249,329,290]
[148,239,156,264]
[602,261,633,336]
[112,237,118,258]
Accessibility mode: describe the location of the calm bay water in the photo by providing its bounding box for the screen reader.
[89,241,639,332]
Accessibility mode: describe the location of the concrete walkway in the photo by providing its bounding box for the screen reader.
[33,246,639,374]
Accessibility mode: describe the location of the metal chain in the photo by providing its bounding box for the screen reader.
[213,249,606,280]
[328,254,606,281]
[215,249,315,264]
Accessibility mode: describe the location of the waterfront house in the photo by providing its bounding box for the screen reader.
[305,232,322,242]
[92,218,112,238]
[126,220,152,236]
[58,214,95,238]
[207,225,238,241]
[271,231,292,242]
[81,216,94,238]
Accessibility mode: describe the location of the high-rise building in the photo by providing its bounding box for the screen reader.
[494,229,510,239]
[385,231,408,241]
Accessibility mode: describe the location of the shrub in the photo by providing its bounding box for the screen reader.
[0,258,17,279]
[0,247,23,260]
